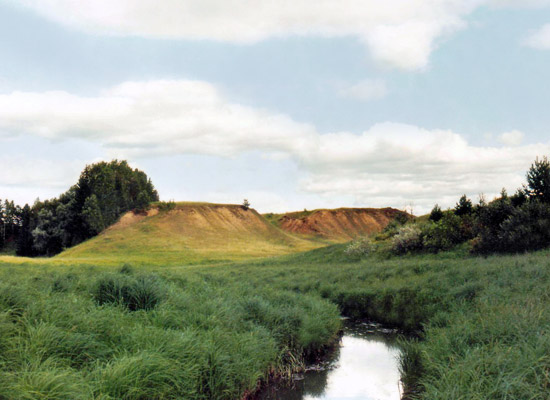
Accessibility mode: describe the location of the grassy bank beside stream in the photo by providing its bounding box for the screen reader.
[1,245,549,399]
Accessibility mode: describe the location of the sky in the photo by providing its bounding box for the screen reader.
[1,0,550,214]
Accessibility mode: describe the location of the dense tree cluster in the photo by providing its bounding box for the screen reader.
[0,160,158,257]
[0,200,22,251]
[376,156,550,255]
[418,156,550,254]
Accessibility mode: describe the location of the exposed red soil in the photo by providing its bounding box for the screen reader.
[278,208,408,241]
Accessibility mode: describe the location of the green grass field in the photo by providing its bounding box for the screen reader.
[1,244,549,399]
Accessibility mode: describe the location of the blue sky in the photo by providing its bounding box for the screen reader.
[1,0,550,213]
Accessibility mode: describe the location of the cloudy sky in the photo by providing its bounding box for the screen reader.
[1,0,550,214]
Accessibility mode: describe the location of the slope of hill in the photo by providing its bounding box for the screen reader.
[265,207,408,242]
[57,202,324,265]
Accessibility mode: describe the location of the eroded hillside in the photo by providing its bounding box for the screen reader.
[266,207,408,242]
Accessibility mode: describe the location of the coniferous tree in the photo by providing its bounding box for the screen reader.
[429,204,443,222]
[526,156,550,203]
[454,195,473,217]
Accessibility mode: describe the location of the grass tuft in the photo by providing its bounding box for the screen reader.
[92,274,165,311]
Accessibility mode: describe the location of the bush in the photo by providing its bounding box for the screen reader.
[471,196,516,254]
[498,201,550,253]
[157,201,176,212]
[344,237,375,258]
[375,216,408,241]
[92,274,165,311]
[423,212,470,253]
[392,225,423,254]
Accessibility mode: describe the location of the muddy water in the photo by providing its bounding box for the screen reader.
[258,321,403,400]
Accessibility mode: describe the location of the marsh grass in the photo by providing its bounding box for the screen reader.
[93,274,165,311]
[0,246,549,398]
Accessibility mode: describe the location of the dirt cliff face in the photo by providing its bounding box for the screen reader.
[278,208,407,241]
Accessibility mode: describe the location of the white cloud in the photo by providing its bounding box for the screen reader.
[7,1,550,70]
[0,80,547,213]
[499,130,525,146]
[0,155,85,205]
[0,155,81,188]
[11,0,489,70]
[338,79,388,101]
[0,81,318,158]
[523,23,550,49]
[300,123,544,212]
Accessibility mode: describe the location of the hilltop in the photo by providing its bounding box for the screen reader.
[265,207,408,242]
[57,202,324,265]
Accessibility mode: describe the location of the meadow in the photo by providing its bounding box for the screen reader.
[0,244,549,399]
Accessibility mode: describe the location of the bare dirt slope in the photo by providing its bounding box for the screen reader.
[58,202,323,265]
[268,207,407,242]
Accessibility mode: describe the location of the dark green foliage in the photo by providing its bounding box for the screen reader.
[526,156,550,203]
[422,212,466,253]
[497,201,550,252]
[394,212,411,225]
[428,204,443,222]
[454,194,473,216]
[9,160,159,257]
[472,195,517,254]
[242,199,251,210]
[135,191,151,212]
[415,156,550,255]
[82,195,105,235]
[0,199,22,253]
[93,274,165,311]
[75,160,159,230]
[510,187,528,207]
[31,207,64,256]
[16,204,34,256]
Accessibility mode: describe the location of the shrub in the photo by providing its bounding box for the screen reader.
[157,201,176,212]
[376,216,407,241]
[344,236,375,258]
[471,196,516,254]
[392,225,423,254]
[92,274,165,311]
[498,201,550,253]
[423,212,470,253]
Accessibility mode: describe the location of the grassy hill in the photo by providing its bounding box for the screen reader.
[57,202,325,265]
[265,207,408,241]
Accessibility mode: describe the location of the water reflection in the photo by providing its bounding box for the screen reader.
[258,321,402,400]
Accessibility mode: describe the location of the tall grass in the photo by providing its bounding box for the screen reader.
[0,245,549,398]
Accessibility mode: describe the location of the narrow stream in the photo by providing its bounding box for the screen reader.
[258,320,403,400]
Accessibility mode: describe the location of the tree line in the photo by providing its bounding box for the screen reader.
[0,160,158,257]
[387,156,550,255]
